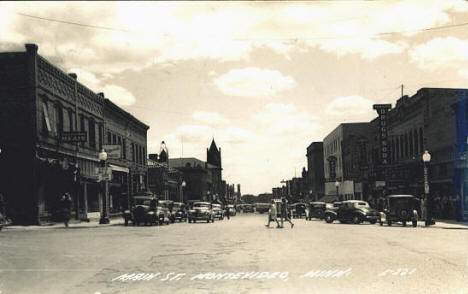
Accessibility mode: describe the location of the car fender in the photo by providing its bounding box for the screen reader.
[380,212,386,221]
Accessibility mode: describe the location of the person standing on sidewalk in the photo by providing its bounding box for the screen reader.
[225,205,230,220]
[60,193,72,228]
[265,200,280,228]
[280,198,294,229]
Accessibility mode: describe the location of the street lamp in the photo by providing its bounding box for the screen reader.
[99,149,110,224]
[181,180,186,203]
[335,181,340,201]
[422,150,432,227]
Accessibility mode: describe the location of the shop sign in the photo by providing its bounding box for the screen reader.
[327,156,337,180]
[60,131,87,143]
[373,104,392,165]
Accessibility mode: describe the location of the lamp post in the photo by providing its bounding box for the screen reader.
[99,149,110,224]
[422,150,432,227]
[335,180,340,201]
[181,180,186,203]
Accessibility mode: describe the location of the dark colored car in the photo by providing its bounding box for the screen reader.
[255,203,270,214]
[172,202,187,222]
[307,202,326,220]
[325,200,380,224]
[123,193,168,226]
[380,195,419,227]
[291,203,307,218]
[242,204,254,213]
[187,202,215,223]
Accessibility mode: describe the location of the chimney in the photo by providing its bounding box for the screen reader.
[97,92,105,98]
[25,43,38,54]
[68,73,77,80]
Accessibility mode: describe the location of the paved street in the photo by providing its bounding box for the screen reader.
[0,214,467,294]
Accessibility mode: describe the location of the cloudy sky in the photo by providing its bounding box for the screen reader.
[2,1,468,195]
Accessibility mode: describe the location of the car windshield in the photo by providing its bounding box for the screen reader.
[134,199,151,206]
[194,203,210,208]
[390,198,412,205]
[355,202,370,207]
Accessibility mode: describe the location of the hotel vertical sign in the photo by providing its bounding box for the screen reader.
[373,104,392,165]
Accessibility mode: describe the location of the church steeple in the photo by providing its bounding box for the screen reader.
[207,138,221,168]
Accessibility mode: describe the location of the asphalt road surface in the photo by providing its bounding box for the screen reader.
[0,214,467,294]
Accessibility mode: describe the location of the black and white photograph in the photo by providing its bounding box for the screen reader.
[0,1,468,293]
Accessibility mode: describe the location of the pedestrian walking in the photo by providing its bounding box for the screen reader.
[280,198,294,229]
[265,200,280,228]
[60,193,72,228]
[225,205,230,220]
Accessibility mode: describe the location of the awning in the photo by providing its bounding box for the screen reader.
[109,164,129,173]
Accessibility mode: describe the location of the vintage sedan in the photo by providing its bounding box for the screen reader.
[212,203,225,220]
[307,202,326,220]
[188,202,215,223]
[291,203,307,218]
[159,200,175,223]
[123,194,167,226]
[380,195,419,227]
[172,202,187,222]
[242,204,254,213]
[325,200,380,224]
[226,204,237,216]
[255,203,270,214]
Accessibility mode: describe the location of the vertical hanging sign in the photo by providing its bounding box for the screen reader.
[373,104,392,165]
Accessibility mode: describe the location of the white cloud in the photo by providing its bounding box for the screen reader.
[459,69,468,80]
[253,103,319,136]
[68,68,101,91]
[220,127,257,144]
[409,37,468,71]
[317,39,405,59]
[214,67,296,99]
[326,95,376,121]
[174,125,213,144]
[102,85,136,106]
[192,111,230,125]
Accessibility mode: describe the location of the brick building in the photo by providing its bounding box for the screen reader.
[323,123,371,201]
[306,142,324,201]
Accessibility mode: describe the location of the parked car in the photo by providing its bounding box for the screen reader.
[291,203,307,218]
[255,203,270,214]
[307,202,326,220]
[227,204,237,216]
[324,200,380,224]
[212,203,225,220]
[242,204,254,213]
[380,195,419,227]
[187,202,215,223]
[159,200,175,223]
[172,202,187,222]
[123,193,169,226]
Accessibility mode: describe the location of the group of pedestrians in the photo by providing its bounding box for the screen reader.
[265,198,294,229]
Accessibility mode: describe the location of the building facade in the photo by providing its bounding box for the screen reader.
[0,44,149,224]
[323,123,371,201]
[306,142,324,201]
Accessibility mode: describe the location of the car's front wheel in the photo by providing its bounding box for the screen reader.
[402,221,407,227]
[387,220,392,226]
[352,215,361,224]
[325,214,334,223]
[370,219,377,224]
[124,219,128,226]
[412,220,417,227]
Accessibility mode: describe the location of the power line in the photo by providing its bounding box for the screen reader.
[15,11,468,41]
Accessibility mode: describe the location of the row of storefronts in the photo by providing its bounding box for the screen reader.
[0,44,149,224]
[276,88,468,220]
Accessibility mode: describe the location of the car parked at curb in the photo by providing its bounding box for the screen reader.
[380,195,419,227]
[324,200,380,224]
[226,204,237,216]
[291,203,307,218]
[212,203,225,220]
[123,193,170,226]
[172,202,187,222]
[255,203,270,214]
[159,200,175,223]
[188,202,215,223]
[307,202,326,220]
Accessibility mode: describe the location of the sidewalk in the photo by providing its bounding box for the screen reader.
[4,217,124,231]
[430,219,468,229]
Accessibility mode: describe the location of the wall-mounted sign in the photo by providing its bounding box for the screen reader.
[103,144,121,159]
[60,131,87,143]
[327,156,337,180]
[373,104,392,165]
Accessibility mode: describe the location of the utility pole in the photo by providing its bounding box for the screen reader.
[401,84,404,98]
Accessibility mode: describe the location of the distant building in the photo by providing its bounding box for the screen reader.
[306,142,324,201]
[323,123,371,201]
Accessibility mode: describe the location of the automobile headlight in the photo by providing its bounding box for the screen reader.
[124,210,130,214]
[147,211,155,215]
